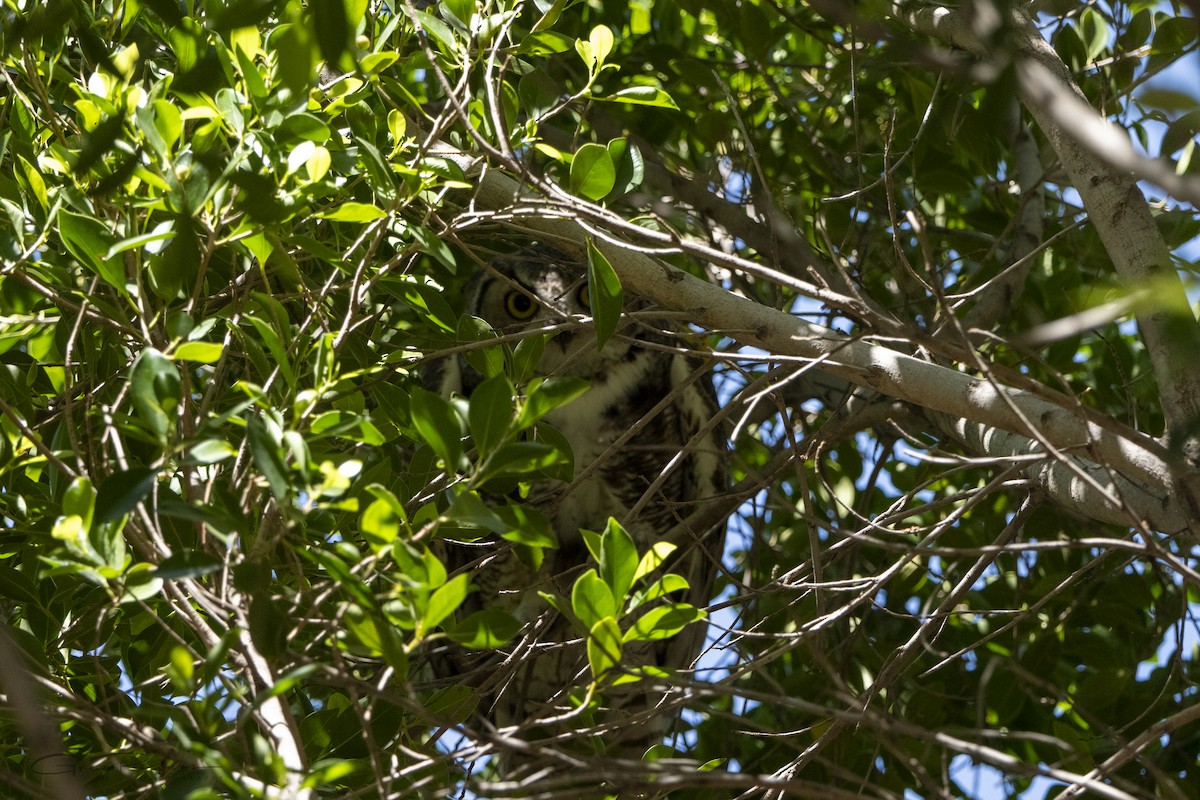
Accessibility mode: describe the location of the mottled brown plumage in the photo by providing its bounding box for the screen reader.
[427,245,727,748]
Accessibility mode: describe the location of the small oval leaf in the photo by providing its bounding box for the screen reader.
[570,143,616,200]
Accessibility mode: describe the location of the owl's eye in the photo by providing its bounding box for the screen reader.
[505,290,538,320]
[575,284,590,310]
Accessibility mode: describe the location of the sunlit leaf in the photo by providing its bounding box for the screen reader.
[586,616,622,678]
[447,609,521,648]
[572,569,615,628]
[622,603,705,643]
[424,573,471,631]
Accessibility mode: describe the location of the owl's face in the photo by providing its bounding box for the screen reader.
[469,248,632,378]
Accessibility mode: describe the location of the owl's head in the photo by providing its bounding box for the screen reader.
[469,246,592,331]
[467,245,637,379]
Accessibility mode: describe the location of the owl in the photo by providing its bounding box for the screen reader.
[426,244,727,748]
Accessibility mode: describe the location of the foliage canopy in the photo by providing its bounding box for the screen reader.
[2,1,1200,799]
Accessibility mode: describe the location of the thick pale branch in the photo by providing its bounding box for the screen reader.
[939,417,1186,531]
[436,153,1196,534]
[897,2,1200,441]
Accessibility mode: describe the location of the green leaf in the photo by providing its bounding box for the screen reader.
[16,155,48,211]
[0,567,41,609]
[448,490,506,533]
[516,376,589,430]
[477,441,569,482]
[311,0,351,68]
[362,52,400,78]
[586,239,623,349]
[424,685,478,723]
[511,334,546,383]
[424,573,470,631]
[589,25,614,62]
[633,541,677,582]
[63,476,96,534]
[469,374,514,456]
[601,86,679,109]
[1078,7,1109,62]
[120,563,164,603]
[447,608,521,648]
[90,515,126,573]
[412,226,457,269]
[246,415,291,501]
[576,25,614,75]
[570,143,616,201]
[271,23,315,99]
[606,137,644,197]
[599,518,638,603]
[130,348,181,444]
[244,314,296,390]
[386,108,407,143]
[59,210,125,292]
[309,411,386,445]
[572,569,616,629]
[456,314,505,377]
[397,281,459,333]
[496,504,557,549]
[444,0,475,26]
[586,615,622,678]
[623,603,705,643]
[187,439,237,465]
[154,550,223,580]
[362,497,404,549]
[631,573,690,607]
[414,10,459,56]
[531,0,570,33]
[105,224,175,260]
[581,527,603,563]
[317,202,388,222]
[95,468,157,524]
[343,605,386,656]
[409,386,464,469]
[172,341,224,363]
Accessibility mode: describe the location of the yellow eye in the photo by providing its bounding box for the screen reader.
[505,290,538,320]
[576,284,591,310]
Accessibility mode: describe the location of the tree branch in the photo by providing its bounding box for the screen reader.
[897,2,1200,444]
[435,152,1197,534]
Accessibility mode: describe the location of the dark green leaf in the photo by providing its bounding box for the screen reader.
[496,504,557,549]
[469,374,514,455]
[130,348,181,444]
[154,550,224,580]
[606,137,644,198]
[586,239,623,349]
[448,490,506,533]
[570,142,616,200]
[409,386,464,470]
[447,608,521,648]
[246,415,291,501]
[59,211,124,292]
[94,468,157,524]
